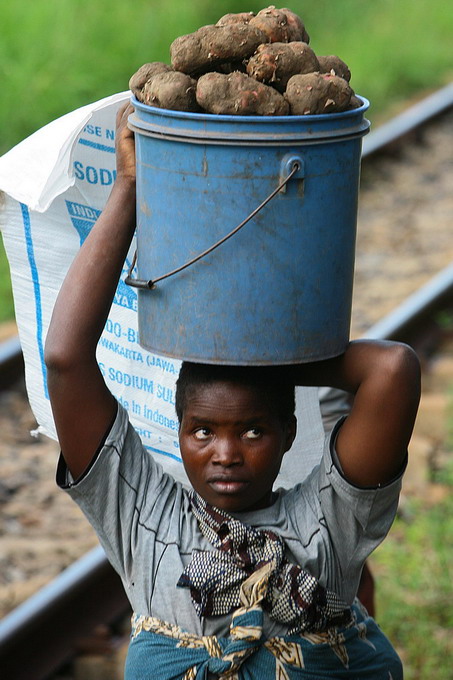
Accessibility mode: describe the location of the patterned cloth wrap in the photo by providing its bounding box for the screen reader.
[126,604,402,679]
[125,493,403,679]
[177,493,351,633]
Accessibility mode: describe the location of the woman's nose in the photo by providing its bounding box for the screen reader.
[211,437,243,466]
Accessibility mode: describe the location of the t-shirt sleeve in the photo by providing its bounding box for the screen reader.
[56,401,182,584]
[316,418,405,599]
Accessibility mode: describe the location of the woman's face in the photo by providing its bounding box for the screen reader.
[179,380,296,512]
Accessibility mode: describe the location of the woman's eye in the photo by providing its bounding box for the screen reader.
[193,428,211,440]
[244,428,262,440]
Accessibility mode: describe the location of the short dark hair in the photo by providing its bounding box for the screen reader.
[175,362,296,424]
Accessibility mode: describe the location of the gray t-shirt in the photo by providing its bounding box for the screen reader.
[57,402,402,638]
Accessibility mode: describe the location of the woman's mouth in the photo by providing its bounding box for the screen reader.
[207,478,250,494]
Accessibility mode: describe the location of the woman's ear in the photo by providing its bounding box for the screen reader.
[284,415,297,452]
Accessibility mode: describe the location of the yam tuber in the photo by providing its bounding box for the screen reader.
[129,62,173,99]
[285,72,353,115]
[250,6,309,43]
[349,94,363,109]
[170,23,267,75]
[196,71,289,115]
[129,7,359,117]
[216,12,255,26]
[317,55,351,82]
[247,42,319,92]
[142,71,200,112]
[280,7,310,42]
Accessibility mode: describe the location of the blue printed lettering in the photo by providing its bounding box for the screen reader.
[146,355,178,374]
[84,124,103,137]
[114,290,138,311]
[143,404,179,431]
[105,319,122,338]
[74,161,84,181]
[134,426,153,439]
[65,200,101,247]
[100,168,114,186]
[99,337,143,362]
[127,327,139,343]
[157,384,175,405]
[118,395,129,410]
[86,166,98,184]
[72,161,117,185]
[106,129,115,140]
[107,367,154,393]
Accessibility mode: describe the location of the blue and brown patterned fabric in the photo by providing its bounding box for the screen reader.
[126,600,402,679]
[177,492,351,633]
[125,494,403,679]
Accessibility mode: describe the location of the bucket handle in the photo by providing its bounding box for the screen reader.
[125,160,301,290]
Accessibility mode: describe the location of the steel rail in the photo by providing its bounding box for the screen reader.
[0,85,452,679]
[362,262,453,343]
[362,81,453,157]
[0,548,129,680]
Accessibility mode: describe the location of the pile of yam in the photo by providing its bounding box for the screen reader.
[129,6,361,116]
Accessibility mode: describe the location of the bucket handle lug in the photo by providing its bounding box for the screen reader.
[125,161,301,290]
[279,155,305,194]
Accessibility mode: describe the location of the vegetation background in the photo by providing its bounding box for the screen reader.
[0,2,452,677]
[1,0,452,320]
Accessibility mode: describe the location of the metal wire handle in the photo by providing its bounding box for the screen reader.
[125,161,301,290]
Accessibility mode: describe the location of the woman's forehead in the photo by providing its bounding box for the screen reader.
[184,380,277,421]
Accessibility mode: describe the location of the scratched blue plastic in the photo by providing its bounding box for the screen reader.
[129,96,370,365]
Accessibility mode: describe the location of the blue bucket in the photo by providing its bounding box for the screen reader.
[127,96,370,365]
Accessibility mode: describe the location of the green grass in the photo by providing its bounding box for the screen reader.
[371,377,453,678]
[371,484,453,679]
[0,0,452,321]
[1,0,452,155]
[0,234,14,323]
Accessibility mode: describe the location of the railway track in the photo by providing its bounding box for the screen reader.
[0,83,452,680]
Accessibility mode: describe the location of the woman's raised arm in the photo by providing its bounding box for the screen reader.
[45,104,137,479]
[292,340,421,487]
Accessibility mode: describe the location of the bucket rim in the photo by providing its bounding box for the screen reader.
[130,94,370,123]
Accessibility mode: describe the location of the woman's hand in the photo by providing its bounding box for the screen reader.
[115,102,136,184]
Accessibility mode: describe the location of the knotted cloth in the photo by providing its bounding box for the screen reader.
[130,564,307,679]
[127,600,403,679]
[177,492,351,633]
[126,494,403,679]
